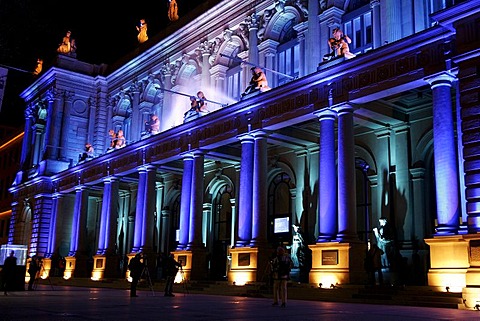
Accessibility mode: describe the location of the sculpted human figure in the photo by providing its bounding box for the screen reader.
[242,67,271,96]
[168,0,179,21]
[136,19,148,44]
[323,27,356,61]
[57,30,72,54]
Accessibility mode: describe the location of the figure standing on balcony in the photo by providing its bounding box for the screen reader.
[323,27,356,61]
[196,91,210,113]
[115,130,126,149]
[136,19,148,44]
[242,67,271,97]
[145,114,160,135]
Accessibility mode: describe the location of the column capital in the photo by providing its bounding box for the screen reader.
[370,0,380,8]
[332,103,355,114]
[237,133,255,142]
[103,176,120,183]
[425,71,457,88]
[251,130,270,139]
[314,108,337,120]
[137,164,157,173]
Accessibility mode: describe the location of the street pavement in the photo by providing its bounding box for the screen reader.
[1,285,480,321]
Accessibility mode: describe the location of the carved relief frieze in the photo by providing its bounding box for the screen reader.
[110,150,143,174]
[58,172,78,192]
[83,163,108,183]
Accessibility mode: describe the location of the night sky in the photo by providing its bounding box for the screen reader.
[0,0,211,127]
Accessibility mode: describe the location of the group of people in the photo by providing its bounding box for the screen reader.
[108,129,126,150]
[128,252,182,298]
[184,91,210,121]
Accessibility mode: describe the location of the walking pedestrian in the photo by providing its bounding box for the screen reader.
[3,250,17,295]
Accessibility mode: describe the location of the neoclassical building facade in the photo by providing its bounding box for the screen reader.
[7,0,480,301]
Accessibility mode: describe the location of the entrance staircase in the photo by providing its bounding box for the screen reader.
[36,277,464,310]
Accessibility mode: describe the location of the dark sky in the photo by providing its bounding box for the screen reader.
[0,0,210,127]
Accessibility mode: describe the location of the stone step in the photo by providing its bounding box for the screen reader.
[34,277,464,309]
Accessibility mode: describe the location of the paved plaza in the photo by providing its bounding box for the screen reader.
[1,285,480,321]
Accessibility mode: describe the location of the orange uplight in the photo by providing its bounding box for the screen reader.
[0,132,23,150]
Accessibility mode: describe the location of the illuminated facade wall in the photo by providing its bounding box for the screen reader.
[6,0,480,285]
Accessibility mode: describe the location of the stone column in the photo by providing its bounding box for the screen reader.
[315,108,337,241]
[385,0,402,43]
[250,131,268,247]
[247,13,259,67]
[130,84,141,143]
[410,168,427,241]
[32,123,44,165]
[188,151,205,249]
[178,152,194,250]
[426,72,460,235]
[59,91,73,160]
[97,177,120,255]
[43,94,57,160]
[132,168,147,252]
[160,209,171,253]
[68,186,89,256]
[258,40,278,88]
[306,0,320,73]
[143,166,157,252]
[293,25,307,77]
[20,109,34,168]
[334,104,357,241]
[201,48,211,89]
[236,134,254,246]
[370,0,381,49]
[210,64,229,95]
[155,181,164,252]
[46,193,62,257]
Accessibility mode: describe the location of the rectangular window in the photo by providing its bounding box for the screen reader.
[227,66,242,101]
[277,39,299,86]
[343,4,373,56]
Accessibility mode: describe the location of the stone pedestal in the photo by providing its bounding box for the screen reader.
[227,247,260,285]
[309,242,366,287]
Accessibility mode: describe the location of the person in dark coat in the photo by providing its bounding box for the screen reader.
[3,251,17,295]
[27,256,41,291]
[128,253,144,297]
[164,253,182,297]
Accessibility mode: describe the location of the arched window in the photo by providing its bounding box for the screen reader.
[268,172,292,244]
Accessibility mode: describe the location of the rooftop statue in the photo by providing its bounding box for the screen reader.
[136,19,148,44]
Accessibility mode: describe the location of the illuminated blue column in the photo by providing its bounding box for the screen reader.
[68,187,88,256]
[247,13,259,67]
[315,109,337,242]
[178,152,194,250]
[133,165,157,252]
[236,134,254,247]
[188,151,205,249]
[426,73,460,235]
[132,167,147,252]
[97,177,119,255]
[250,131,268,247]
[370,0,381,49]
[20,110,34,168]
[59,92,73,159]
[46,193,62,257]
[334,104,357,241]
